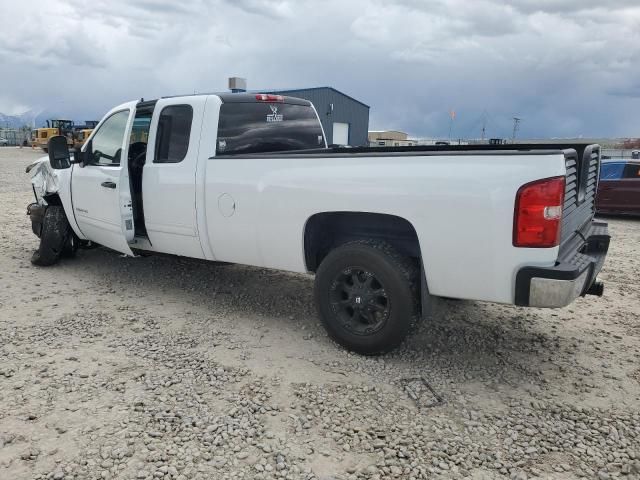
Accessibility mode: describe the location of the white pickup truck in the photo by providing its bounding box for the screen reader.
[26,93,610,354]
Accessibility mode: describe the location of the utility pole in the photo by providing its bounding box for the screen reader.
[448,109,456,142]
[512,117,521,142]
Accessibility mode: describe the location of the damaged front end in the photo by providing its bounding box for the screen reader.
[26,157,60,238]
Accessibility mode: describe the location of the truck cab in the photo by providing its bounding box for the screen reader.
[57,94,325,260]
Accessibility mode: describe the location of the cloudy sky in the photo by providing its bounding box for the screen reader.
[1,0,639,139]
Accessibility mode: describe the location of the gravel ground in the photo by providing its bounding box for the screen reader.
[0,147,639,480]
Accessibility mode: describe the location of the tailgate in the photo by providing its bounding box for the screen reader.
[560,145,600,251]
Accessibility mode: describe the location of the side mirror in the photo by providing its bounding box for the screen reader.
[47,136,71,170]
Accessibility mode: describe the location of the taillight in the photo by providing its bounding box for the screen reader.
[255,94,284,102]
[513,176,565,248]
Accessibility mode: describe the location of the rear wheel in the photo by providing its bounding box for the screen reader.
[314,241,418,355]
[31,206,70,266]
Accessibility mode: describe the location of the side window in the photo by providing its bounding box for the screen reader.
[623,163,640,179]
[154,105,193,163]
[88,110,130,166]
[600,163,625,180]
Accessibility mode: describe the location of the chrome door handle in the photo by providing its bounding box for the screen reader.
[101,181,116,189]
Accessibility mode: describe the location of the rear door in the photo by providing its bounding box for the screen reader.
[71,102,136,254]
[596,162,625,212]
[619,163,640,213]
[142,96,207,258]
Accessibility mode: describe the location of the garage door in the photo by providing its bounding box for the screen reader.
[332,122,349,146]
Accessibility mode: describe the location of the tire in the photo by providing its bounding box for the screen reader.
[31,206,70,266]
[314,240,418,355]
[61,230,78,258]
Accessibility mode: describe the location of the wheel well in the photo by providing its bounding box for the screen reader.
[304,212,421,272]
[43,193,63,206]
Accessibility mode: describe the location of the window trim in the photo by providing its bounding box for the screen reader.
[153,104,194,164]
[85,109,130,167]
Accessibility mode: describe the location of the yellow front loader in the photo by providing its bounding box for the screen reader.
[32,120,74,152]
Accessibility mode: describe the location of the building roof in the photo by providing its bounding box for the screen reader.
[264,86,370,109]
[368,130,408,135]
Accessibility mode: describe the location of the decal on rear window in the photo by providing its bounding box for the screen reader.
[266,105,284,123]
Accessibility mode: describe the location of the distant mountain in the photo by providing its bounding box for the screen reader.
[0,110,39,129]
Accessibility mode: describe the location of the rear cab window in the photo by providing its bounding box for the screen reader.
[216,99,325,156]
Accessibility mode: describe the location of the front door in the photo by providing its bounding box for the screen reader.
[71,104,136,255]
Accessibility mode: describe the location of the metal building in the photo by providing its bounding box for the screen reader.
[368,130,417,147]
[266,87,370,147]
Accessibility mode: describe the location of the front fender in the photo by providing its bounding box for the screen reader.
[27,156,59,200]
[26,157,86,240]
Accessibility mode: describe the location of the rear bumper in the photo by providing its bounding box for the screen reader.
[515,221,610,307]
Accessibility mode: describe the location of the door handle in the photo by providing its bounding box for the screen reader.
[101,181,116,189]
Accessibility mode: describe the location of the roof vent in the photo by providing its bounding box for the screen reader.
[228,77,247,93]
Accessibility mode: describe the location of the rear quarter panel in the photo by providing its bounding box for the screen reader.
[204,152,566,304]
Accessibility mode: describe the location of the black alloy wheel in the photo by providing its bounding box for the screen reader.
[314,240,418,355]
[329,267,390,336]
